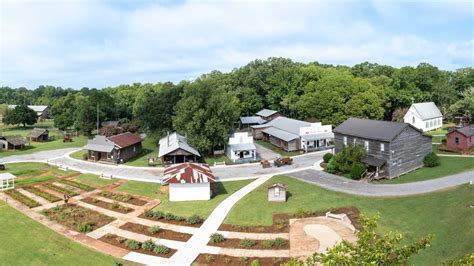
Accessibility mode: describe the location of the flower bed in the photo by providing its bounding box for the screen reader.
[41,204,115,232]
[119,222,192,241]
[81,197,133,214]
[208,237,289,250]
[140,209,204,227]
[5,190,41,208]
[42,183,79,197]
[193,254,289,265]
[96,191,147,206]
[57,179,95,191]
[99,234,175,258]
[22,186,61,202]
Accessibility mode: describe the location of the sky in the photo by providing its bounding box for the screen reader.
[1,0,473,89]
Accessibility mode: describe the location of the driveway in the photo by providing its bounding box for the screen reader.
[254,142,279,160]
[1,148,79,163]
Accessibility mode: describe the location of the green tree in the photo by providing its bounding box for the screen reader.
[2,105,37,127]
[284,214,433,265]
[50,93,76,130]
[74,94,96,136]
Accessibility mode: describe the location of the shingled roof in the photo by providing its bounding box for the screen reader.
[27,128,48,138]
[448,126,474,137]
[0,135,28,146]
[162,163,215,185]
[108,132,142,148]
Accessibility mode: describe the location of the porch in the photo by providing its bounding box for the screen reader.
[361,155,387,180]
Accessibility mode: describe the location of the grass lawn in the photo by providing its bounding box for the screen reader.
[0,201,135,266]
[204,154,233,165]
[378,156,474,184]
[115,180,160,198]
[70,149,87,160]
[256,140,301,157]
[0,162,78,177]
[426,123,455,143]
[74,173,118,186]
[225,175,474,264]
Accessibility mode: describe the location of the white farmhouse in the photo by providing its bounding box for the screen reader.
[404,102,443,132]
[227,132,257,163]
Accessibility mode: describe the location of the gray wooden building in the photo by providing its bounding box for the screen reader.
[333,118,432,179]
[84,132,143,163]
[158,132,201,164]
[267,183,287,202]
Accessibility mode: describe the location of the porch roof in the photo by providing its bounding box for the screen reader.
[302,132,334,141]
[361,155,386,168]
[262,127,299,142]
[0,173,16,181]
[84,135,115,153]
[229,142,256,152]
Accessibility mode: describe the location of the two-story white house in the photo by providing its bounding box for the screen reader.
[403,102,443,132]
[227,132,257,163]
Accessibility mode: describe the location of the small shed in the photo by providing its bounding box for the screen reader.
[0,173,16,191]
[161,163,216,201]
[267,183,287,202]
[0,135,28,151]
[27,128,49,142]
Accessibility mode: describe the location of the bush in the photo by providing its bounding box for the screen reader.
[205,255,215,263]
[350,163,367,180]
[423,152,440,167]
[323,153,333,163]
[149,226,161,234]
[142,240,156,251]
[153,245,170,254]
[251,259,261,266]
[209,233,225,243]
[239,239,257,248]
[262,238,288,248]
[116,236,127,244]
[332,144,366,173]
[186,215,204,225]
[164,213,177,221]
[125,239,141,250]
[76,223,92,233]
[326,158,337,174]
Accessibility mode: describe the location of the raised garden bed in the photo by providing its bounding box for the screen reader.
[193,254,289,266]
[22,186,61,202]
[97,191,147,206]
[219,206,361,233]
[99,234,176,258]
[208,237,289,250]
[42,183,79,197]
[5,190,41,208]
[41,204,115,232]
[57,179,95,191]
[81,197,133,214]
[139,210,204,228]
[119,222,192,241]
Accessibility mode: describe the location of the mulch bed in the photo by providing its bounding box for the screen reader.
[138,213,202,228]
[42,204,115,232]
[120,222,192,241]
[208,238,289,250]
[81,197,134,214]
[193,254,289,266]
[219,206,362,233]
[97,190,148,206]
[99,234,176,258]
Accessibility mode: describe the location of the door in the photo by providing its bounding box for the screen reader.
[239,151,244,158]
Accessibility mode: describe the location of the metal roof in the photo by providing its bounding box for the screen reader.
[158,132,200,157]
[84,135,115,153]
[240,116,266,125]
[266,116,311,135]
[0,173,16,181]
[262,127,300,142]
[27,128,48,138]
[8,105,48,112]
[334,117,412,142]
[108,132,142,148]
[256,109,278,117]
[229,142,256,151]
[411,102,442,120]
[162,163,215,184]
[302,132,335,141]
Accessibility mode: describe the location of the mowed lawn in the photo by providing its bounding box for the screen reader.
[225,175,474,264]
[378,156,474,184]
[256,140,301,157]
[0,201,136,266]
[0,162,78,177]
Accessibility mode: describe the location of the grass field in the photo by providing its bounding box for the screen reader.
[0,201,135,266]
[225,175,474,264]
[378,156,474,184]
[426,123,455,143]
[74,173,119,186]
[256,140,301,157]
[204,154,233,165]
[0,162,78,177]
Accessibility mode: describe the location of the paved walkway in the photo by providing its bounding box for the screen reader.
[1,148,78,163]
[289,168,474,196]
[254,142,279,160]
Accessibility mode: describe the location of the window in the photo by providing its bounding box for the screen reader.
[430,121,433,127]
[353,138,357,145]
[380,143,385,151]
[133,146,136,152]
[426,122,429,128]
[343,136,347,146]
[364,141,369,151]
[412,116,415,124]
[455,137,460,145]
[274,187,280,196]
[398,159,402,166]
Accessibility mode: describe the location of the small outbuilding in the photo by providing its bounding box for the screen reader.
[158,132,201,164]
[0,135,28,151]
[0,173,16,191]
[267,183,287,202]
[27,128,49,142]
[161,163,216,202]
[256,109,283,122]
[446,126,474,152]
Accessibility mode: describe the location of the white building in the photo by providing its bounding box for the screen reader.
[227,132,257,163]
[161,163,216,202]
[404,102,443,132]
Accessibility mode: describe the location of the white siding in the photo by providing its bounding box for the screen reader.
[169,183,211,201]
[404,106,443,132]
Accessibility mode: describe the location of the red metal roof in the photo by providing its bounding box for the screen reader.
[107,132,142,148]
[162,163,216,185]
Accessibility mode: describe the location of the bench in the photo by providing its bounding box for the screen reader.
[100,173,113,180]
[214,161,226,166]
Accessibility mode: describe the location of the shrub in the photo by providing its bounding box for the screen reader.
[164,213,177,221]
[295,208,306,218]
[76,223,92,233]
[142,240,156,251]
[110,202,121,209]
[116,237,127,244]
[125,239,141,250]
[144,210,165,219]
[423,152,440,167]
[332,144,366,173]
[251,259,261,266]
[186,215,204,225]
[239,239,257,248]
[153,245,170,254]
[209,233,225,243]
[350,163,367,180]
[326,158,337,174]
[205,255,215,263]
[149,226,161,234]
[262,238,287,248]
[323,153,333,163]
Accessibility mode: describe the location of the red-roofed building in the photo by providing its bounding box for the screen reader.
[162,163,216,201]
[84,132,143,163]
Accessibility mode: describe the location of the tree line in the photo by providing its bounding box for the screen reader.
[1,58,473,154]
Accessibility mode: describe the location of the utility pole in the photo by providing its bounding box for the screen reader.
[96,103,99,135]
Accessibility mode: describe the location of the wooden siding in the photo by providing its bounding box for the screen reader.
[446,131,474,151]
[268,187,286,202]
[113,142,143,163]
[266,134,300,151]
[252,127,268,140]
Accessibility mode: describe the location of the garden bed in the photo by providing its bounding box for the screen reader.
[208,237,288,250]
[139,209,204,228]
[42,183,79,197]
[119,222,192,241]
[5,190,41,208]
[219,206,361,233]
[42,204,115,232]
[97,191,147,206]
[193,254,289,266]
[81,197,133,213]
[22,186,61,202]
[57,179,95,191]
[99,234,175,258]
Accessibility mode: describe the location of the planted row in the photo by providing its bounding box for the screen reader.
[101,234,172,257]
[42,183,78,197]
[82,197,133,213]
[23,186,61,202]
[97,191,132,202]
[5,190,41,208]
[144,209,204,225]
[58,179,95,191]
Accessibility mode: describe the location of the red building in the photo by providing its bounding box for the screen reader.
[446,126,474,152]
